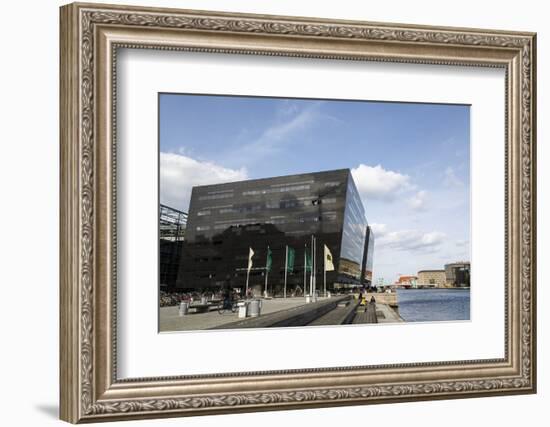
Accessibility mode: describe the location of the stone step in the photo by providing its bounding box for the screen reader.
[308,300,359,326]
[210,296,350,329]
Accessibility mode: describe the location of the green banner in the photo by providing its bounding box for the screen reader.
[286,246,295,273]
[305,247,312,272]
[266,247,273,272]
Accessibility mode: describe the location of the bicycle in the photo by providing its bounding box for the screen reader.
[217,299,239,315]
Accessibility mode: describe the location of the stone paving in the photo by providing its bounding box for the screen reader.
[160,297,313,332]
[375,303,404,323]
[212,296,349,329]
[352,302,378,324]
[307,299,359,326]
[159,295,403,332]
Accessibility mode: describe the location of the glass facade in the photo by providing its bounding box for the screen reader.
[173,169,373,295]
[364,226,375,284]
[159,205,187,290]
[337,176,369,285]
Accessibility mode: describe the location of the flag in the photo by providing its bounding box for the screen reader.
[286,246,295,273]
[247,247,254,272]
[324,244,335,271]
[265,246,272,272]
[305,247,312,272]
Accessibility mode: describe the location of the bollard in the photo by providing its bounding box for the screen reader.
[179,301,189,316]
[237,302,248,318]
[305,295,311,304]
[248,299,261,317]
[200,296,207,305]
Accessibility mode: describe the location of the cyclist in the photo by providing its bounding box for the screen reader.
[222,275,233,310]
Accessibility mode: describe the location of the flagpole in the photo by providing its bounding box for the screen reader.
[315,236,318,299]
[264,246,269,298]
[303,244,307,295]
[245,267,250,294]
[284,245,288,299]
[246,247,251,294]
[312,235,317,301]
[324,246,327,298]
[310,235,314,298]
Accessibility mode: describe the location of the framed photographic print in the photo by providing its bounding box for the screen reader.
[60,2,537,423]
[157,93,471,332]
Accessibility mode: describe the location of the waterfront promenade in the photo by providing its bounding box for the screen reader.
[160,297,307,331]
[160,293,403,331]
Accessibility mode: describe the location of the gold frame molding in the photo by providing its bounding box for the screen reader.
[60,2,537,423]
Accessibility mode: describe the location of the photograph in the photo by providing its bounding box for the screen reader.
[158,94,471,331]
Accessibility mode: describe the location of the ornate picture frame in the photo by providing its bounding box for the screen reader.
[60,2,536,423]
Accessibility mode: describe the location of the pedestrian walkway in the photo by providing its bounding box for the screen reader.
[213,296,349,329]
[352,302,378,324]
[160,296,403,332]
[160,297,310,332]
[375,303,403,323]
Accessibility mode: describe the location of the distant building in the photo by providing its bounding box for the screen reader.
[396,275,417,287]
[159,204,187,291]
[174,169,374,295]
[417,270,446,287]
[445,262,471,287]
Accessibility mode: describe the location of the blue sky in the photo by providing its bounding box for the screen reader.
[160,93,470,284]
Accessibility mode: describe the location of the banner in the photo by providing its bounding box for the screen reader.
[324,244,335,271]
[286,246,295,273]
[305,247,312,272]
[266,246,272,272]
[247,247,254,272]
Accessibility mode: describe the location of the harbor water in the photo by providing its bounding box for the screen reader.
[396,288,470,322]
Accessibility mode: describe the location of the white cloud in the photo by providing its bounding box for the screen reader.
[351,164,412,202]
[262,110,312,141]
[444,166,463,187]
[249,103,321,150]
[160,152,248,212]
[377,229,446,253]
[407,190,428,211]
[277,100,300,118]
[220,103,324,167]
[369,223,388,238]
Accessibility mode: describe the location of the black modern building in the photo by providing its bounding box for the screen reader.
[360,225,375,286]
[174,169,374,295]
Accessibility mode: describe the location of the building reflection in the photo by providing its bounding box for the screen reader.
[166,169,374,295]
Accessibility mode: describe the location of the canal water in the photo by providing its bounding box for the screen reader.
[396,288,470,322]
